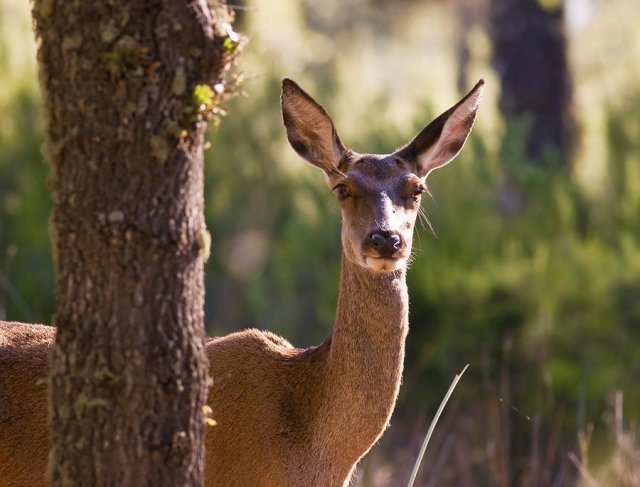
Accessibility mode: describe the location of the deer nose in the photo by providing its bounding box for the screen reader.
[367,230,402,258]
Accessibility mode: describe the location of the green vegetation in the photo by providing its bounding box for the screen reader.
[1,0,639,484]
[193,83,216,113]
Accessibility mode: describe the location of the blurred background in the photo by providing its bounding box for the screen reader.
[1,0,639,484]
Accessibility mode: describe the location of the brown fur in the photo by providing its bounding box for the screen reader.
[0,322,51,487]
[0,78,483,486]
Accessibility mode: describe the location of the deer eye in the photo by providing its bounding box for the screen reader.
[412,185,426,199]
[333,184,351,200]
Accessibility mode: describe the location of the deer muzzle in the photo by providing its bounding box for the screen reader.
[365,230,403,259]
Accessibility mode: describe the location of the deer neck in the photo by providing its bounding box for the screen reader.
[314,254,409,464]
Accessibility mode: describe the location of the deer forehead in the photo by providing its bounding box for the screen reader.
[331,154,420,198]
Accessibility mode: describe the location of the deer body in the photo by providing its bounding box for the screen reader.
[205,257,408,486]
[0,322,50,487]
[0,78,483,486]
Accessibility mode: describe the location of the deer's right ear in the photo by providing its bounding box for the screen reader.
[281,78,347,173]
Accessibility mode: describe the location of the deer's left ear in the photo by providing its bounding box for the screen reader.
[396,80,485,179]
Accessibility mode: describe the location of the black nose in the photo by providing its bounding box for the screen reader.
[367,230,402,258]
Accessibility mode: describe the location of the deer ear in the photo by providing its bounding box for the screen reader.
[396,80,485,179]
[281,78,347,173]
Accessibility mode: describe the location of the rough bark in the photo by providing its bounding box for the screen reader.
[489,0,573,165]
[31,0,238,484]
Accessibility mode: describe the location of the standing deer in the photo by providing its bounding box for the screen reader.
[0,78,484,486]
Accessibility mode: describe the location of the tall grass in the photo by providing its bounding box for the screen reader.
[407,364,469,487]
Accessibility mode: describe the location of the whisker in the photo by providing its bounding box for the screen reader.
[425,216,437,238]
[417,207,427,231]
[425,184,435,201]
[414,224,422,250]
[417,206,436,238]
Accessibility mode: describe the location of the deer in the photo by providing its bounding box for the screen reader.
[0,77,484,487]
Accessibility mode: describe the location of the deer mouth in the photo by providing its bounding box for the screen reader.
[363,255,405,273]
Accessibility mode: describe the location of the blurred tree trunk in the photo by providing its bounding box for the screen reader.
[455,0,485,95]
[32,1,238,485]
[489,0,573,166]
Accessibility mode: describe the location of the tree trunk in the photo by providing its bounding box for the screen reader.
[489,0,573,165]
[31,1,238,484]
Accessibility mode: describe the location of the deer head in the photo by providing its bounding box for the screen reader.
[282,78,484,273]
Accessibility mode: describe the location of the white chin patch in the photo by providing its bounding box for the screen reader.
[364,257,403,273]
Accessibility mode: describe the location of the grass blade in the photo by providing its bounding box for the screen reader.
[407,363,470,487]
